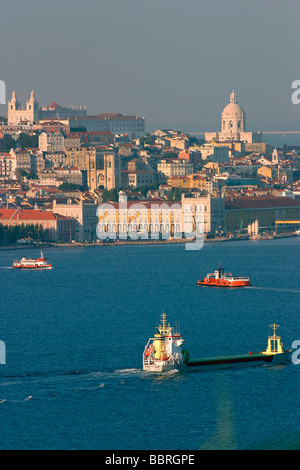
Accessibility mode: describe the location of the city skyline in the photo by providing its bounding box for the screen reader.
[0,0,300,133]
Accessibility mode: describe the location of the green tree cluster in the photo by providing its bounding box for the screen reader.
[167,187,184,201]
[0,135,14,152]
[137,182,160,197]
[0,223,47,245]
[19,169,38,180]
[58,182,85,192]
[19,133,38,149]
[101,188,118,202]
[0,132,39,152]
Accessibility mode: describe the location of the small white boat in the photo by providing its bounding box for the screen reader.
[13,251,52,270]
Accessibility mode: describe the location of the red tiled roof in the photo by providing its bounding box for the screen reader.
[0,209,17,219]
[0,208,74,221]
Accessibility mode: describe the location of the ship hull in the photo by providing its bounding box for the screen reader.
[13,265,52,270]
[197,280,251,288]
[185,351,291,371]
[143,351,290,373]
[143,363,179,373]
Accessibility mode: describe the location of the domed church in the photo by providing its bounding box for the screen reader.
[205,90,262,144]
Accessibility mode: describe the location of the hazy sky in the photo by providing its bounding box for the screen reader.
[0,0,299,132]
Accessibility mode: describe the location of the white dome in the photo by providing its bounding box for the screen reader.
[222,102,244,119]
[222,91,244,119]
[221,90,245,134]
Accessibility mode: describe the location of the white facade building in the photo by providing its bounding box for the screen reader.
[157,159,194,179]
[39,132,65,152]
[0,153,16,178]
[69,113,145,139]
[51,199,98,242]
[181,193,225,235]
[9,149,44,173]
[200,144,229,162]
[7,90,86,125]
[96,191,225,241]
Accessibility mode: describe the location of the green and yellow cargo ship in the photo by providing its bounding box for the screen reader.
[143,314,291,373]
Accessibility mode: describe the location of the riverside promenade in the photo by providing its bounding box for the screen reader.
[0,233,297,250]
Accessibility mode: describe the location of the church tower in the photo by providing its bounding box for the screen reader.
[8,89,39,124]
[272,148,279,165]
[25,90,39,122]
[8,90,20,123]
[103,150,121,190]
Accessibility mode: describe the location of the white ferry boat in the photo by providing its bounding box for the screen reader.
[13,251,52,270]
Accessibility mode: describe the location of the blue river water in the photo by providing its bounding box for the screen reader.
[0,238,299,450]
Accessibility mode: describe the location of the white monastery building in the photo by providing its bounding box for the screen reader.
[7,90,87,125]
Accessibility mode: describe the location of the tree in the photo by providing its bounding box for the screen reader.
[137,182,160,197]
[19,133,38,149]
[108,188,118,202]
[0,135,15,152]
[0,223,47,245]
[101,188,118,202]
[58,182,84,192]
[21,170,38,180]
[189,136,205,146]
[167,187,183,201]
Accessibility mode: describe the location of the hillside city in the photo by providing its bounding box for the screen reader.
[1,89,300,245]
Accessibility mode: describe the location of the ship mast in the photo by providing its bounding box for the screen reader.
[270,323,280,338]
[265,323,283,354]
[159,311,171,336]
[161,312,167,335]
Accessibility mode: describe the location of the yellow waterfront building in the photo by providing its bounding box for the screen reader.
[97,192,225,239]
[225,197,300,232]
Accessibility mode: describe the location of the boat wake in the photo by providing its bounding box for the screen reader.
[114,368,142,375]
[163,368,179,375]
[24,395,33,402]
[0,367,147,404]
[247,286,300,294]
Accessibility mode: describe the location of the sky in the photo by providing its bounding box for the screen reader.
[0,0,299,133]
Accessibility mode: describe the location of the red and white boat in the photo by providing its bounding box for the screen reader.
[197,264,251,288]
[13,251,52,270]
